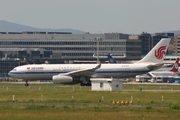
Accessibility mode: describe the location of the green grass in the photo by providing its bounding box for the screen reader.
[0,82,179,120]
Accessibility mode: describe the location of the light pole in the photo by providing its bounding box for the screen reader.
[95,37,102,64]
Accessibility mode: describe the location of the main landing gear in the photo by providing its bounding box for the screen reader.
[25,80,29,86]
[80,81,91,86]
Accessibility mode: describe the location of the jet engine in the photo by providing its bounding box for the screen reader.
[52,75,73,84]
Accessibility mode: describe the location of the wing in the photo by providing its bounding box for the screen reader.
[59,64,101,77]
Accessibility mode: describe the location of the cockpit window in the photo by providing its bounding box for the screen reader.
[13,69,17,71]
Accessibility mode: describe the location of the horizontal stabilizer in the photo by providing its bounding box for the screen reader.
[147,63,164,71]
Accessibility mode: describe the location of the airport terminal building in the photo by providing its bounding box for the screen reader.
[0,32,141,62]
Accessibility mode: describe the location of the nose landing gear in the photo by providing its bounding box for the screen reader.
[25,80,29,86]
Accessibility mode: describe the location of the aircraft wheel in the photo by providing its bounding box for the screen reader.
[80,82,84,86]
[25,80,29,86]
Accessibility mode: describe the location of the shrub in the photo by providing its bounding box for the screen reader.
[171,105,180,110]
[146,106,152,110]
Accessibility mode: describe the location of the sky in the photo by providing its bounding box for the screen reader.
[0,0,180,34]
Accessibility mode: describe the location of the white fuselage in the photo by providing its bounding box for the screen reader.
[8,63,151,80]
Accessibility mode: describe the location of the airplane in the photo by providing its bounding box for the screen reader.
[8,38,170,86]
[107,54,117,63]
[148,57,179,77]
[136,57,179,82]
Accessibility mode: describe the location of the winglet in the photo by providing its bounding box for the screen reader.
[95,64,101,69]
[169,57,179,72]
[136,38,171,63]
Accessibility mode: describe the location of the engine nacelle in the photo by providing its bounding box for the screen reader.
[52,75,73,84]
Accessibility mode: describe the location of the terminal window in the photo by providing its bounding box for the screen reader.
[100,82,103,88]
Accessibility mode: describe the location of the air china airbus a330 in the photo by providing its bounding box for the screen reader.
[8,38,170,86]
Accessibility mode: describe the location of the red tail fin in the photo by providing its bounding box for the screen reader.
[169,58,179,72]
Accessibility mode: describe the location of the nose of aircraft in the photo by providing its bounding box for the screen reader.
[8,70,12,76]
[8,70,15,77]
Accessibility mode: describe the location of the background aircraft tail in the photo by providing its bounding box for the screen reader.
[136,38,171,63]
[107,54,117,63]
[169,57,179,72]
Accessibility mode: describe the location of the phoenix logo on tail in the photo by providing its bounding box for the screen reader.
[155,46,166,59]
